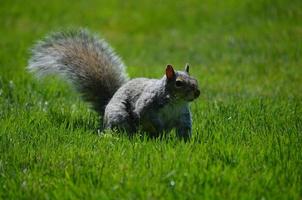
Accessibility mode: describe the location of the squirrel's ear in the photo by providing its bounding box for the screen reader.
[166,64,175,80]
[185,63,190,74]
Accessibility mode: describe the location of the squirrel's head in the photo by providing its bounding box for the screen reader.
[165,64,200,102]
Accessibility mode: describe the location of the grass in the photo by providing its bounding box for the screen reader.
[0,0,301,199]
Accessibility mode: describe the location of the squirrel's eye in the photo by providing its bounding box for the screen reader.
[175,80,184,87]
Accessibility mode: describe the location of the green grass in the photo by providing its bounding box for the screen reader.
[0,0,301,199]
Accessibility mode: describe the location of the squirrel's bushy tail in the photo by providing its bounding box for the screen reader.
[28,29,128,114]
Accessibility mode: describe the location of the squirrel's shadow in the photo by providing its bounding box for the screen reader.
[47,110,192,143]
[100,129,191,143]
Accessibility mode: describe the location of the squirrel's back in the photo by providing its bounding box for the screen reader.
[28,29,128,114]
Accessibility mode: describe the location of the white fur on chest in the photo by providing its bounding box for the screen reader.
[157,101,187,127]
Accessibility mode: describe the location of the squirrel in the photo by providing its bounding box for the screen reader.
[28,29,200,140]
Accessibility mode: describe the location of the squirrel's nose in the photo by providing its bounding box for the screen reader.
[194,89,200,98]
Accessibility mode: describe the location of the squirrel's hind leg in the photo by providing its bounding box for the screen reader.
[103,102,137,135]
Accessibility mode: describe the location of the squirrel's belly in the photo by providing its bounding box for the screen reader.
[140,104,184,134]
[140,120,159,134]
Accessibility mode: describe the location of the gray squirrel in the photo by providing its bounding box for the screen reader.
[28,29,200,140]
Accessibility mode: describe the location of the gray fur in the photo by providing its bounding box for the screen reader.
[104,71,199,140]
[28,29,200,140]
[28,29,128,114]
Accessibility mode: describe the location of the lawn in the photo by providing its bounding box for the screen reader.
[0,0,301,199]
